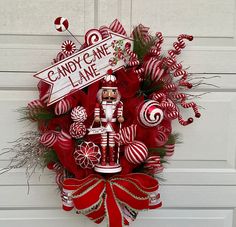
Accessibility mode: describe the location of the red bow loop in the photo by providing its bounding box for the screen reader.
[62,173,161,227]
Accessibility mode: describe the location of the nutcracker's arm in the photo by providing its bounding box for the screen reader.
[94,103,100,123]
[117,101,124,123]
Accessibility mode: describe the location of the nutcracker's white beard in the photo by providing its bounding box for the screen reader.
[105,105,113,121]
[96,88,121,104]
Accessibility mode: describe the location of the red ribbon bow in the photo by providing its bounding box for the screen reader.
[62,173,161,227]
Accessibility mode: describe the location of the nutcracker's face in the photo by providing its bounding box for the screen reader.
[102,88,118,102]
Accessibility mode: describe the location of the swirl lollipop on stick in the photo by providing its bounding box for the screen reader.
[54,17,82,46]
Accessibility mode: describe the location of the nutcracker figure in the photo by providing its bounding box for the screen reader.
[93,74,124,173]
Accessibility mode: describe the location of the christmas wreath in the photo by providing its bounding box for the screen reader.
[2,19,201,227]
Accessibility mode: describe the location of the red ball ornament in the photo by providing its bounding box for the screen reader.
[54,17,69,32]
[69,122,86,139]
[71,106,87,122]
[124,140,148,164]
[74,142,101,168]
[137,100,164,127]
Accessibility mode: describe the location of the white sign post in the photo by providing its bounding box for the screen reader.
[34,31,133,106]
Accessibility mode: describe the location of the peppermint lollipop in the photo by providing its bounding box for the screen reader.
[61,40,76,55]
[54,17,69,32]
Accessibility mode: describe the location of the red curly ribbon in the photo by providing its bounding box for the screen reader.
[62,173,161,227]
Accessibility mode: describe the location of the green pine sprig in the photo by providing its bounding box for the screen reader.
[133,34,155,62]
[17,107,55,121]
[42,148,59,167]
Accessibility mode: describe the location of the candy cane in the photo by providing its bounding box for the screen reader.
[152,92,167,103]
[168,34,193,60]
[128,59,140,67]
[134,67,144,74]
[178,115,193,126]
[149,32,163,57]
[174,93,201,118]
[159,101,179,120]
[163,83,178,91]
[125,42,137,59]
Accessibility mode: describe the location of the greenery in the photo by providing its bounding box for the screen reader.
[17,107,55,121]
[133,34,155,62]
[42,148,59,166]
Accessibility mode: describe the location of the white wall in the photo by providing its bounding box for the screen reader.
[0,0,236,226]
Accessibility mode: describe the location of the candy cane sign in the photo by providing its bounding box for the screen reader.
[34,30,133,106]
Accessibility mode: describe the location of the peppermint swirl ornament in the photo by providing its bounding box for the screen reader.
[85,29,103,46]
[69,122,86,139]
[137,100,164,127]
[61,40,76,55]
[54,17,69,32]
[71,106,87,122]
[74,142,101,168]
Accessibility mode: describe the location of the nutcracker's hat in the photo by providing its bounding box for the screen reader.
[101,73,117,89]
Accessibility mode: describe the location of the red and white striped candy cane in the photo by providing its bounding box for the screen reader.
[178,114,193,126]
[174,93,201,118]
[170,62,182,71]
[125,42,137,59]
[173,69,193,88]
[128,59,140,67]
[149,47,161,57]
[134,67,144,75]
[178,34,193,47]
[156,32,164,44]
[168,34,193,60]
[159,101,179,120]
[152,92,167,103]
[163,83,178,92]
[149,32,164,57]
